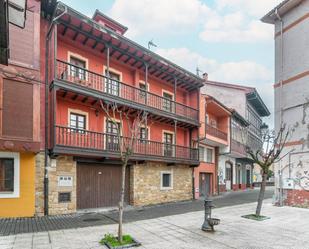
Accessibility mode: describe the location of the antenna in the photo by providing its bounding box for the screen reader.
[196,66,202,77]
[148,39,157,50]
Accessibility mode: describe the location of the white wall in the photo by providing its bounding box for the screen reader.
[273,0,309,194]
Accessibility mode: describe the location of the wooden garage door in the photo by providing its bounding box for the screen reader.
[77,163,130,209]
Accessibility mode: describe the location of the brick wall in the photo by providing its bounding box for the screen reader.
[285,189,309,207]
[130,162,192,206]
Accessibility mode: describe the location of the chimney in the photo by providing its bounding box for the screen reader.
[203,72,208,81]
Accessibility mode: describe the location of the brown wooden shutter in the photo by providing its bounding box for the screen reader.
[2,79,33,139]
[9,10,35,67]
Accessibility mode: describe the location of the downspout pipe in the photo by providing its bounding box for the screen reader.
[275,8,284,207]
[44,3,67,216]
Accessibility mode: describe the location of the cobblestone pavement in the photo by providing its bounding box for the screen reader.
[1,199,309,249]
[0,187,274,236]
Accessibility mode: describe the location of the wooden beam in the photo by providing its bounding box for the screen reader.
[62,91,67,98]
[72,94,78,100]
[82,96,88,103]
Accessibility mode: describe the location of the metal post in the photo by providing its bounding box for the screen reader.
[174,78,177,113]
[145,111,148,155]
[145,63,148,105]
[174,120,177,157]
[54,25,57,78]
[106,46,110,93]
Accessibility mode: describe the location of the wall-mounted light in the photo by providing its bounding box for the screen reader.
[95,109,99,117]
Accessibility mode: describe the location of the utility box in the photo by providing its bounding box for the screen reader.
[282,178,294,189]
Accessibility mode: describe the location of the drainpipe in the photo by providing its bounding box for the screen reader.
[275,8,284,207]
[44,3,67,216]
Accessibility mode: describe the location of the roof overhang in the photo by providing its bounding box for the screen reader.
[52,2,204,91]
[246,91,270,117]
[232,111,249,127]
[261,0,304,24]
[204,95,232,117]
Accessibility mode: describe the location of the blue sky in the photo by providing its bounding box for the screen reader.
[60,0,281,126]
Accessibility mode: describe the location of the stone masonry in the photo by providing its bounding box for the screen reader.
[48,156,76,215]
[35,153,76,216]
[130,162,193,206]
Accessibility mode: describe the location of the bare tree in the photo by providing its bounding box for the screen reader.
[246,125,289,216]
[100,100,147,243]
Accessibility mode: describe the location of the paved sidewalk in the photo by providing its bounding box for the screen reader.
[0,187,274,236]
[1,199,309,249]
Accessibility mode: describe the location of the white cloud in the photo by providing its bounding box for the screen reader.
[109,0,210,37]
[109,0,278,43]
[156,47,274,119]
[215,0,281,17]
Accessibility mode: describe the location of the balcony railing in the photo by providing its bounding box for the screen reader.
[55,60,198,122]
[54,126,198,162]
[206,124,228,141]
[231,139,247,156]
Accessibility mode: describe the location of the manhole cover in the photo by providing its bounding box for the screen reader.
[82,218,102,222]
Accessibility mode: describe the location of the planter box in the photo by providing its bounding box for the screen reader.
[103,238,141,249]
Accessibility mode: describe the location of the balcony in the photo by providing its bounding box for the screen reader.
[231,139,247,157]
[206,124,228,141]
[53,60,199,125]
[52,126,199,165]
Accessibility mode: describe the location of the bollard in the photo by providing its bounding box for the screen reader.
[201,197,220,232]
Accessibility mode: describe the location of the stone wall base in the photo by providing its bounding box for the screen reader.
[130,162,193,206]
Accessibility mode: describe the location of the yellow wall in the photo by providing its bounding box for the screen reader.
[0,152,35,217]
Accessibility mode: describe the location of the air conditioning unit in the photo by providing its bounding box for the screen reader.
[282,178,294,189]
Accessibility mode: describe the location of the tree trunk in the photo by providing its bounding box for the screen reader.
[118,162,127,243]
[256,173,267,216]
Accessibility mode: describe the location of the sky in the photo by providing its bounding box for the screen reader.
[60,0,282,127]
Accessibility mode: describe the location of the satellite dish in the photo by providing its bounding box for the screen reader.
[8,0,27,28]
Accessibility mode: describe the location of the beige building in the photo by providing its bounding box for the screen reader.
[262,0,309,206]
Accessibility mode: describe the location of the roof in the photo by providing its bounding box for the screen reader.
[261,0,304,24]
[205,80,270,117]
[231,110,250,127]
[202,94,232,116]
[49,2,204,91]
[92,9,128,34]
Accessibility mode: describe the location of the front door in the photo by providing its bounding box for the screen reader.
[199,173,211,197]
[163,132,174,157]
[77,163,130,209]
[106,120,120,151]
[225,163,232,190]
[246,169,251,187]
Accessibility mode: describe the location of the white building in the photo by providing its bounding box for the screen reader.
[203,80,270,192]
[262,0,309,206]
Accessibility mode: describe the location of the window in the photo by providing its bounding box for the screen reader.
[0,152,20,198]
[199,146,205,161]
[139,83,147,100]
[105,70,120,96]
[199,146,214,163]
[206,148,214,163]
[162,92,173,112]
[161,171,173,189]
[70,113,86,133]
[106,120,120,150]
[163,132,174,157]
[140,127,148,143]
[70,57,86,80]
[0,159,14,192]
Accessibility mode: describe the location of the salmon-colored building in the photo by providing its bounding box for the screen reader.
[37,2,203,215]
[195,94,231,198]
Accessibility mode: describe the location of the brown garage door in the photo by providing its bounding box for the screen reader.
[77,163,130,209]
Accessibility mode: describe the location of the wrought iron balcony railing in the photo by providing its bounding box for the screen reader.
[206,124,228,141]
[54,126,199,162]
[55,60,198,122]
